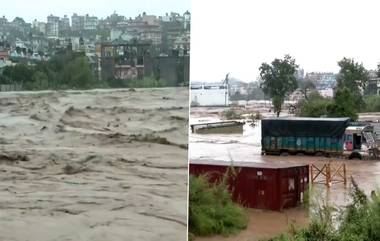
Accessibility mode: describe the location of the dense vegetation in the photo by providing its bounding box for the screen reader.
[362,95,380,112]
[0,52,98,90]
[268,179,380,241]
[188,174,248,240]
[0,52,172,90]
[297,88,359,120]
[297,57,378,120]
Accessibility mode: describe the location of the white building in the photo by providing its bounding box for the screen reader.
[84,15,98,30]
[47,15,59,38]
[191,84,229,106]
[183,11,191,29]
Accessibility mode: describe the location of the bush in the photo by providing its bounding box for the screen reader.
[188,174,248,237]
[363,95,380,112]
[297,92,333,117]
[297,89,358,120]
[267,179,380,241]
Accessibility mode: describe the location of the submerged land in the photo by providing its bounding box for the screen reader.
[0,88,188,241]
[190,106,380,241]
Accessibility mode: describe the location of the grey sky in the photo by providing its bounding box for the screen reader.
[1,0,190,22]
[190,0,380,82]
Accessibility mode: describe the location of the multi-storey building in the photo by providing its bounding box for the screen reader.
[305,72,336,88]
[71,13,85,31]
[84,14,98,30]
[183,11,191,30]
[59,15,70,32]
[367,70,380,95]
[46,14,59,38]
[0,16,7,26]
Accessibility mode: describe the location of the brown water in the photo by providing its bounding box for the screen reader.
[190,107,380,240]
[0,88,188,241]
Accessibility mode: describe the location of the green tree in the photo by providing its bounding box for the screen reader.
[259,55,298,116]
[297,92,333,117]
[298,79,316,100]
[327,87,358,120]
[363,95,380,112]
[61,56,96,89]
[336,58,369,109]
[32,71,49,90]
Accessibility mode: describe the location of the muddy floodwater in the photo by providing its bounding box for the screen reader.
[0,88,188,241]
[190,107,380,241]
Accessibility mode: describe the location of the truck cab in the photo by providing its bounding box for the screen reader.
[344,125,376,159]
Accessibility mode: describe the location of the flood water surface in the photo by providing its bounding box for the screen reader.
[190,108,380,240]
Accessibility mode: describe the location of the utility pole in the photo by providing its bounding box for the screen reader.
[223,73,229,107]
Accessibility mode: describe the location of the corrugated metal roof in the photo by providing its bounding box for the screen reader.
[190,159,308,169]
[263,117,350,122]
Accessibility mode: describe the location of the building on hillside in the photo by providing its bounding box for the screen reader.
[0,16,7,25]
[183,11,191,30]
[305,72,336,88]
[110,28,135,41]
[59,15,70,32]
[33,21,46,35]
[84,14,98,30]
[367,70,380,95]
[99,40,189,86]
[160,13,171,22]
[71,13,85,32]
[0,49,9,62]
[161,21,183,53]
[46,14,59,38]
[99,40,152,81]
[173,31,190,54]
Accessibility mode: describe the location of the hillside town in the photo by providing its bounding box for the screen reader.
[0,11,191,88]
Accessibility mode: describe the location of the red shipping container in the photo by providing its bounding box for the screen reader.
[189,160,309,211]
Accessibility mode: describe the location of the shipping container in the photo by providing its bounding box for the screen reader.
[261,117,350,155]
[189,160,309,211]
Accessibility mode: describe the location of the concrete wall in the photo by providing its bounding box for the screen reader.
[190,85,229,106]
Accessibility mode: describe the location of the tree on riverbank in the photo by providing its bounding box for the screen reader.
[336,58,369,110]
[259,55,298,117]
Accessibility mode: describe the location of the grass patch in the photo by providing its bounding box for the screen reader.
[188,174,248,238]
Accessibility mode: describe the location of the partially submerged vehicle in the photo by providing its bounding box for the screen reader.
[343,124,378,159]
[261,117,350,156]
[261,117,379,159]
[190,120,245,134]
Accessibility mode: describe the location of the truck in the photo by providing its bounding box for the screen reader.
[261,117,350,156]
[343,124,378,159]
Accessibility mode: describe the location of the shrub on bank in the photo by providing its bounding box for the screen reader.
[267,178,380,241]
[363,95,380,112]
[188,174,248,237]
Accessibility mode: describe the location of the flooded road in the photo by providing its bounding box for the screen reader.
[190,107,380,240]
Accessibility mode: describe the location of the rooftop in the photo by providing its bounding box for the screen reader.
[190,159,308,169]
[263,117,350,122]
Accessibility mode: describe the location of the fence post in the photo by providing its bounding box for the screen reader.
[310,165,313,184]
[326,163,331,187]
[343,164,347,185]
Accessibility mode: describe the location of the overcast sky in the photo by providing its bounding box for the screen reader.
[1,0,190,22]
[190,0,380,82]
